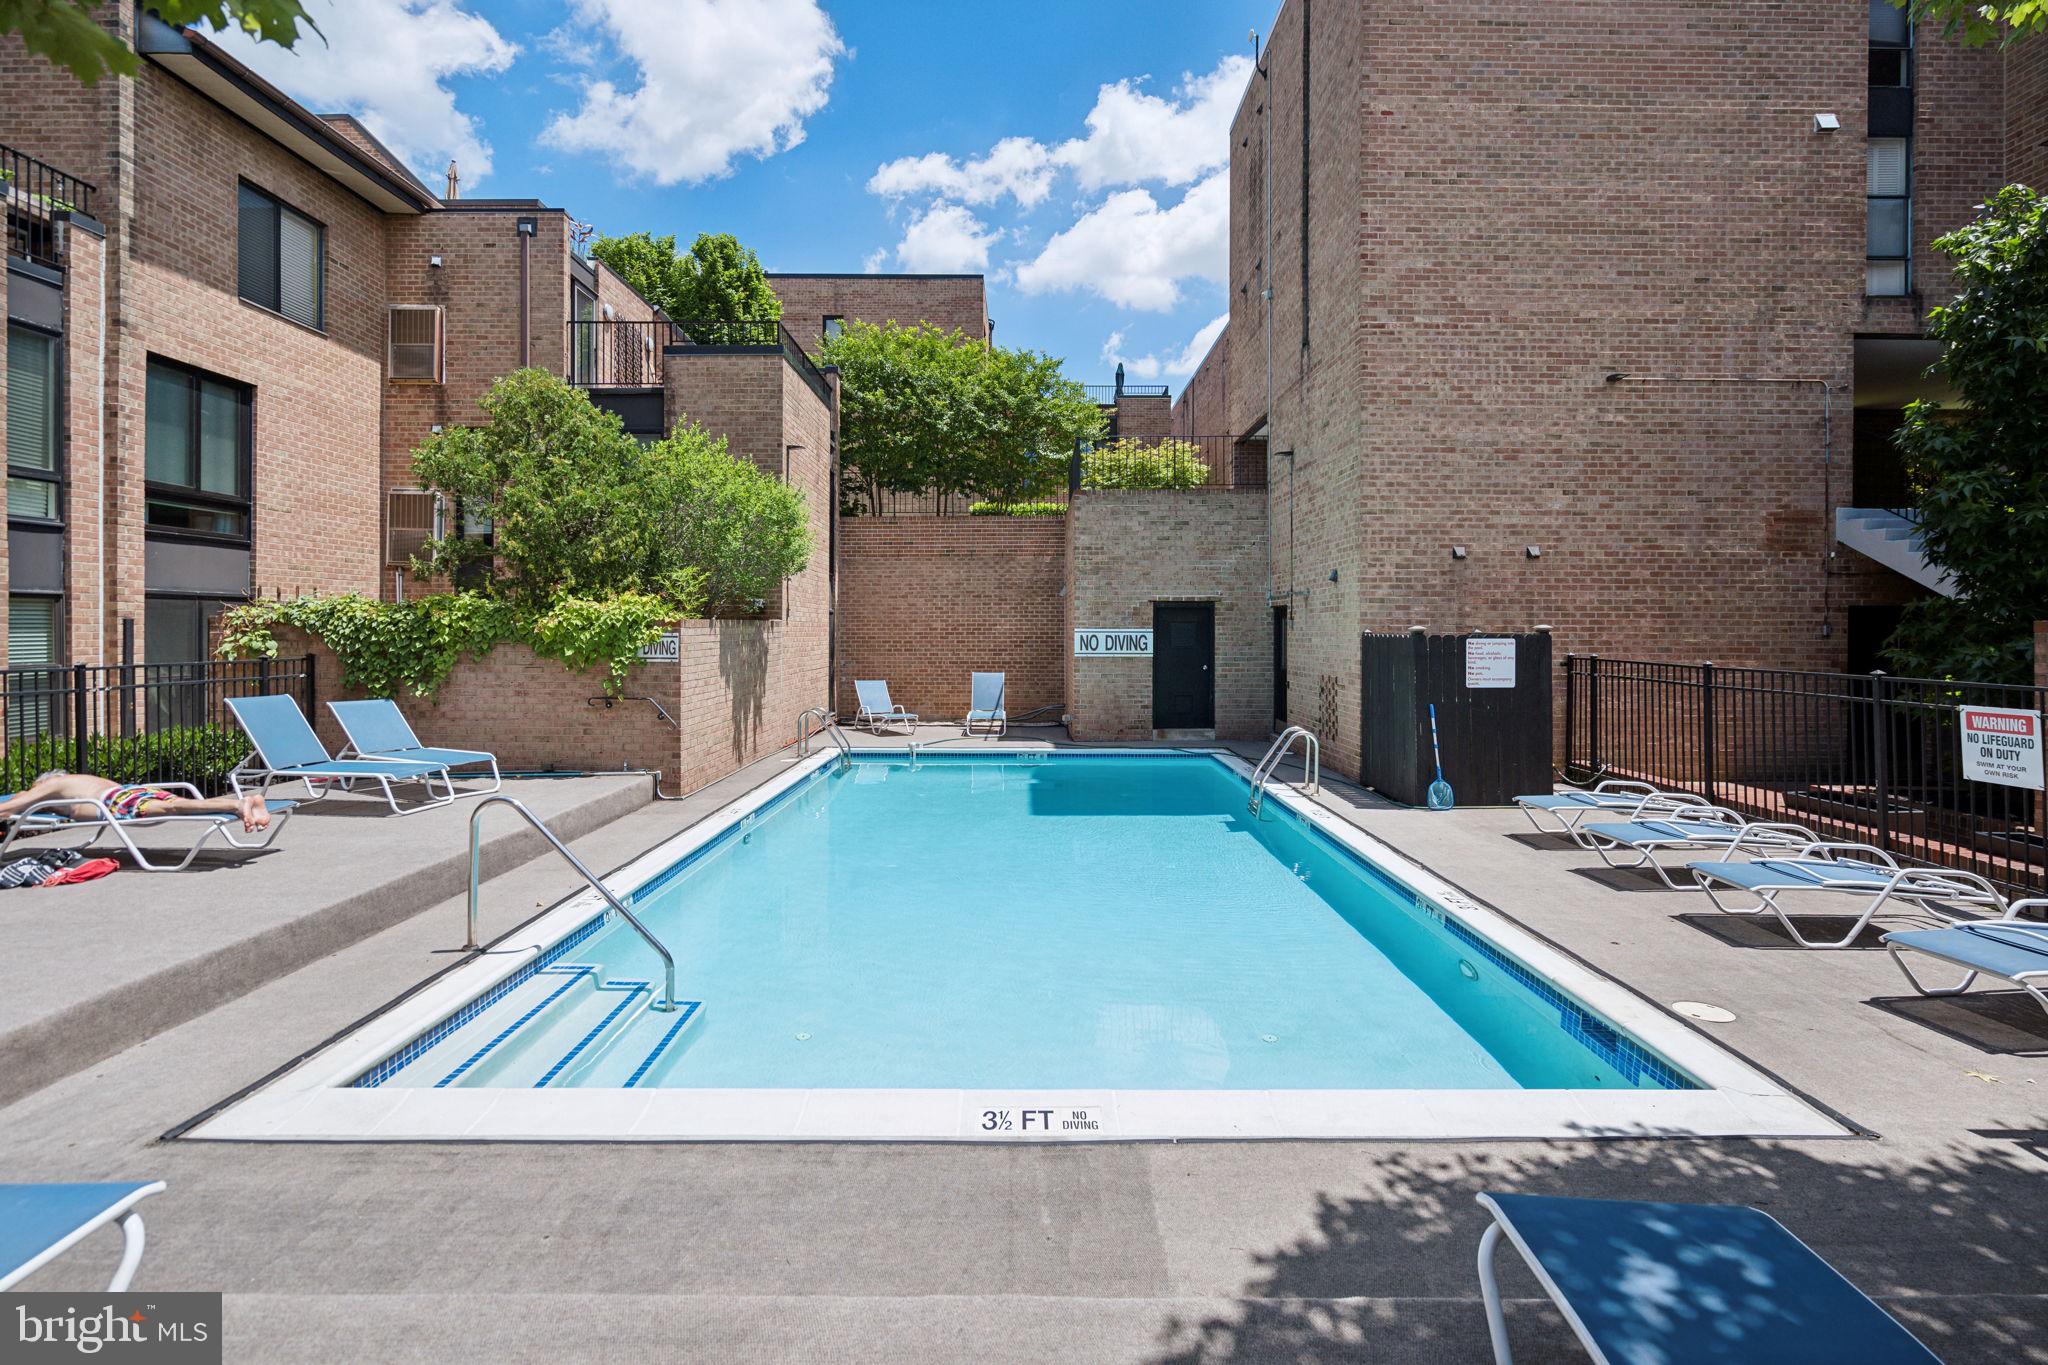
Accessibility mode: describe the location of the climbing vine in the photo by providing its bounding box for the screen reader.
[217,591,677,697]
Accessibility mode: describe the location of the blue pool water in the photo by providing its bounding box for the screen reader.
[370,754,1694,1092]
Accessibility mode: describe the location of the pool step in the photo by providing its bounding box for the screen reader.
[359,964,597,1088]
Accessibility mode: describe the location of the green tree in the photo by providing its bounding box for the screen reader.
[588,231,781,335]
[1884,185,2048,684]
[1,1,316,85]
[821,320,1101,510]
[1893,0,2047,45]
[408,369,808,617]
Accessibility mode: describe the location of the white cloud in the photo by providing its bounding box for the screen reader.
[1101,312,1227,381]
[542,0,842,187]
[868,136,1056,208]
[861,247,888,274]
[1056,56,1252,190]
[1012,173,1226,311]
[210,0,515,187]
[885,203,1001,273]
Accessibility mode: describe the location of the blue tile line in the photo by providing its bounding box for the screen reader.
[532,979,651,1088]
[432,965,595,1088]
[624,1000,703,1088]
[351,911,609,1087]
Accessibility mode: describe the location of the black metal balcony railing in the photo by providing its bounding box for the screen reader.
[567,319,663,388]
[1084,383,1171,404]
[668,318,831,407]
[2,142,97,269]
[1070,435,1268,493]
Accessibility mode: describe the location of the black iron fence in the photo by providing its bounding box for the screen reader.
[3,142,97,269]
[567,320,662,388]
[1562,655,2047,898]
[1071,435,1268,492]
[1085,383,1171,403]
[1,656,314,796]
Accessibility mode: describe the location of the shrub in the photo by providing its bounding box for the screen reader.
[2,724,249,795]
[1079,438,1212,491]
[968,500,1067,517]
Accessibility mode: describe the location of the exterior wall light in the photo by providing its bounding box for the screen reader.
[1451,546,1468,560]
[1813,113,1840,133]
[428,254,443,268]
[1525,546,1542,559]
[1327,569,1339,583]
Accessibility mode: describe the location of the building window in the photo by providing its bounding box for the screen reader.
[822,315,844,342]
[6,324,61,522]
[145,359,252,542]
[237,182,324,330]
[1869,0,1911,83]
[570,284,598,384]
[1867,138,1911,297]
[5,595,60,736]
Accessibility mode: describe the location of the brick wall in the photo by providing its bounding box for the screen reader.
[1066,491,1271,741]
[1171,327,1230,438]
[2011,36,2048,191]
[1111,394,1171,440]
[766,273,988,349]
[836,517,1065,722]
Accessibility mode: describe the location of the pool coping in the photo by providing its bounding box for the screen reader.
[183,746,1852,1143]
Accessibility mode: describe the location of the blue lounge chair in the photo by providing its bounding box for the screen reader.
[1884,911,2048,1025]
[1,1181,166,1291]
[1474,1192,1943,1363]
[1578,806,1818,890]
[965,671,1006,737]
[0,781,294,872]
[1689,843,2013,949]
[329,699,501,798]
[1516,780,1703,846]
[853,680,918,734]
[226,694,451,815]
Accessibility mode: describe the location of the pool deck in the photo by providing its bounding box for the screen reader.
[3,727,2044,1362]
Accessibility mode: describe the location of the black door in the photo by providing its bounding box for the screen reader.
[1272,605,1288,727]
[1152,603,1215,729]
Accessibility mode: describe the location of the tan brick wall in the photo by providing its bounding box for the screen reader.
[1171,327,1229,438]
[1066,491,1271,741]
[767,274,988,349]
[1111,394,1171,440]
[836,517,1065,722]
[1230,1,2007,779]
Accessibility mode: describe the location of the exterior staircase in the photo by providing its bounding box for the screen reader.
[1834,507,1957,597]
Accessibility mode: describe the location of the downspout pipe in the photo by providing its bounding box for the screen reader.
[516,216,537,368]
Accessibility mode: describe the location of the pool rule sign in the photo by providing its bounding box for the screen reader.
[963,1094,1116,1139]
[1957,706,2044,789]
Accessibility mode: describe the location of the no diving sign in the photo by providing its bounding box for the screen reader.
[1958,706,2044,790]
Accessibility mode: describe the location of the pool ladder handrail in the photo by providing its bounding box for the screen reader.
[465,794,679,1012]
[1248,726,1320,816]
[795,706,852,768]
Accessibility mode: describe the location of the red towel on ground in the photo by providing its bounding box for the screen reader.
[39,858,118,886]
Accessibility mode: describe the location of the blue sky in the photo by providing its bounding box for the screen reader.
[217,0,1268,391]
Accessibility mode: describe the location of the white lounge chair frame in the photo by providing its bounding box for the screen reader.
[0,1180,165,1292]
[227,695,454,816]
[1691,840,2017,948]
[1516,779,1704,847]
[329,698,502,799]
[1579,804,1819,890]
[0,782,293,872]
[965,671,1006,737]
[1884,909,2048,1020]
[852,680,918,735]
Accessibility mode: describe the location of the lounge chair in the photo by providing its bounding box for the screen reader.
[0,781,294,872]
[1,1181,166,1292]
[226,694,452,815]
[1884,910,2048,1023]
[330,699,501,797]
[1474,1191,1943,1364]
[1577,805,1819,890]
[852,680,918,735]
[965,671,1006,737]
[1515,780,1703,846]
[1689,842,2013,948]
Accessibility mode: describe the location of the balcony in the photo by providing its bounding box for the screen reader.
[567,319,664,389]
[2,142,97,269]
[663,318,832,406]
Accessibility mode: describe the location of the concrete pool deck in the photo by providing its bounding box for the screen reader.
[2,729,2044,1362]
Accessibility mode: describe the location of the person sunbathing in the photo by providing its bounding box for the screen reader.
[0,771,272,832]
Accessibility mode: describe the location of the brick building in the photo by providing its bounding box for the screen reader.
[767,272,988,351]
[1123,0,2045,777]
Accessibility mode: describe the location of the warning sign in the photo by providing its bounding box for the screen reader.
[1958,706,2044,790]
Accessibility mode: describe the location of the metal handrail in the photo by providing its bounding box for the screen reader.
[465,794,678,1012]
[795,706,851,766]
[1249,725,1320,816]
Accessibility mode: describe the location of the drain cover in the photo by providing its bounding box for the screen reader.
[1672,1001,1736,1024]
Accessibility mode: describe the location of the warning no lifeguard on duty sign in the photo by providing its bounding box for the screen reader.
[1958,705,2044,790]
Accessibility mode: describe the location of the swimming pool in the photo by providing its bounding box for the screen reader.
[192,749,1843,1141]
